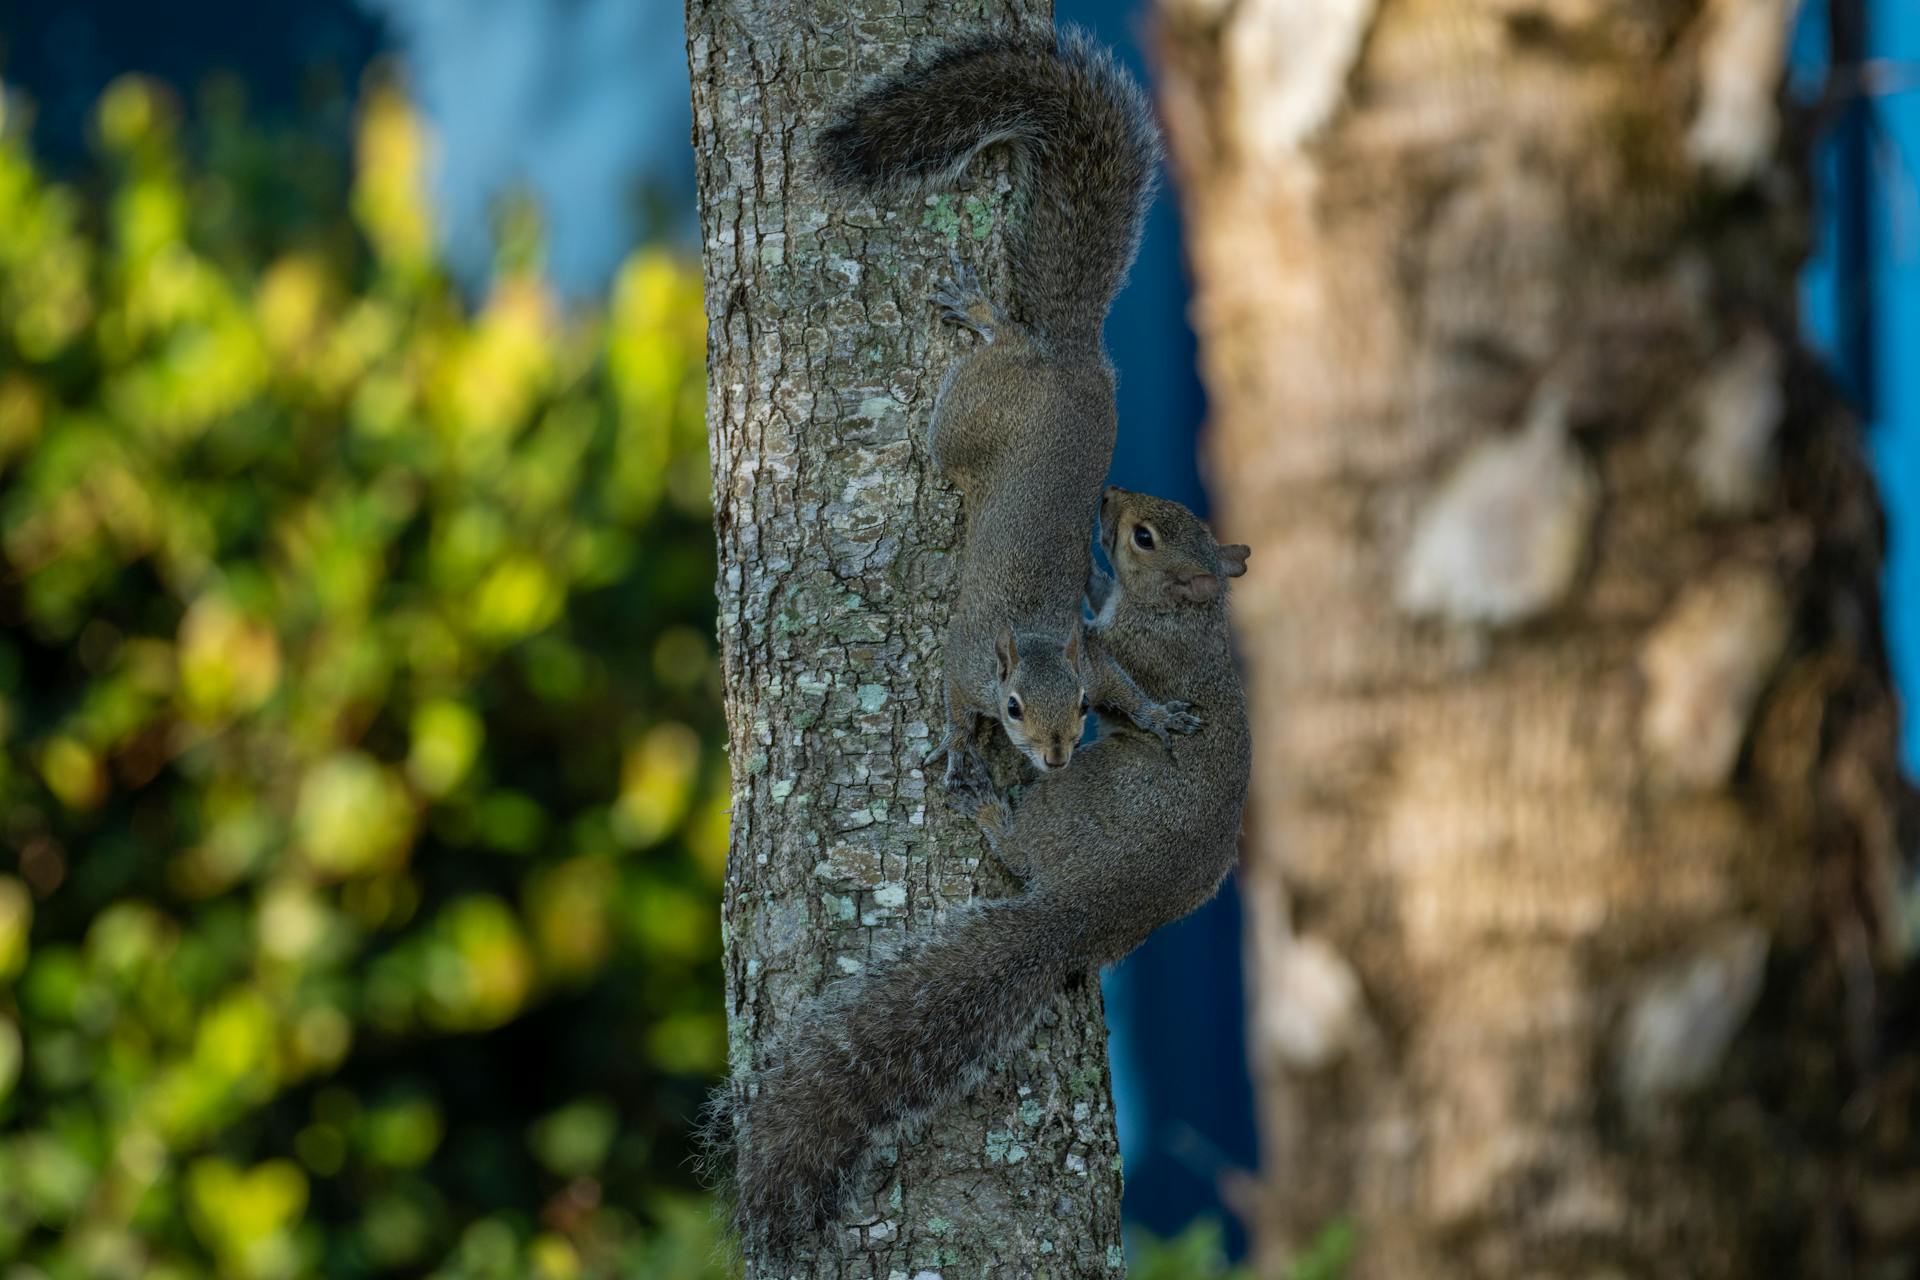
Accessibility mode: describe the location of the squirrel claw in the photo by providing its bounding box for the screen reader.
[1133,699,1202,744]
[942,252,979,292]
[967,790,1031,882]
[932,265,998,339]
[925,723,967,770]
[943,774,993,822]
[1162,701,1203,736]
[935,735,993,795]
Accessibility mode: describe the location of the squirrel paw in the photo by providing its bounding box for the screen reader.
[944,745,993,795]
[966,790,1031,882]
[942,772,994,822]
[1136,699,1203,743]
[1162,701,1204,736]
[923,724,962,769]
[928,730,993,795]
[943,767,1029,880]
[932,263,999,340]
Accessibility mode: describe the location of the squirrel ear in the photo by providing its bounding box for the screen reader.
[1219,544,1250,577]
[995,627,1018,681]
[1064,618,1083,666]
[1174,572,1222,603]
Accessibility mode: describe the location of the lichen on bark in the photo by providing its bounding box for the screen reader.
[686,1,1126,1274]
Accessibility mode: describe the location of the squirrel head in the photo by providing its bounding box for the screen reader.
[1100,486,1249,608]
[993,622,1090,775]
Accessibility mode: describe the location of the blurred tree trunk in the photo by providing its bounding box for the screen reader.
[1154,2,1917,1276]
[686,2,1126,1275]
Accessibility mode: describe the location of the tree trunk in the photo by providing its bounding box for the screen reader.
[686,2,1126,1275]
[1153,2,1918,1276]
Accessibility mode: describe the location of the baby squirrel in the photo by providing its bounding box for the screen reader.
[719,489,1251,1256]
[820,27,1191,788]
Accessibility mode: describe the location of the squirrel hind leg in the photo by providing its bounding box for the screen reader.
[968,788,1032,882]
[932,262,1001,339]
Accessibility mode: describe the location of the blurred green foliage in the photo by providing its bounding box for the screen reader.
[0,73,734,1278]
[1284,1219,1356,1280]
[1128,1218,1254,1280]
[1129,1216,1354,1280]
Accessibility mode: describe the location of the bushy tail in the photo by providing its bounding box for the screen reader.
[819,27,1161,346]
[708,892,1086,1257]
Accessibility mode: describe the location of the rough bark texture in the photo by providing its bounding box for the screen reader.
[1153,1,1919,1276]
[686,2,1127,1276]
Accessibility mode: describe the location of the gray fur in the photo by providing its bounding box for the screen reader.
[711,490,1252,1260]
[820,27,1169,788]
[707,30,1206,1261]
[818,26,1162,345]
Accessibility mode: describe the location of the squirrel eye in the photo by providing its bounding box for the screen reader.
[1005,697,1023,721]
[1132,525,1155,550]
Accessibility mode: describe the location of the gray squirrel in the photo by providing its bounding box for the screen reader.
[717,487,1251,1255]
[708,26,1255,1260]
[820,26,1195,790]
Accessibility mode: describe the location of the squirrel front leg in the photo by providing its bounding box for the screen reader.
[928,671,993,794]
[968,788,1031,882]
[925,269,1034,489]
[1083,637,1202,744]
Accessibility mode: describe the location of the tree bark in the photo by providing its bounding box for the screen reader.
[1153,1,1918,1276]
[686,2,1127,1275]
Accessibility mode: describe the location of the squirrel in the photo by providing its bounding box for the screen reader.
[819,26,1191,789]
[715,488,1251,1256]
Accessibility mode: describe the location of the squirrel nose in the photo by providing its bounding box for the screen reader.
[1044,746,1069,769]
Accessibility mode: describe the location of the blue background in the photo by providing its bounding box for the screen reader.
[1796,0,1920,776]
